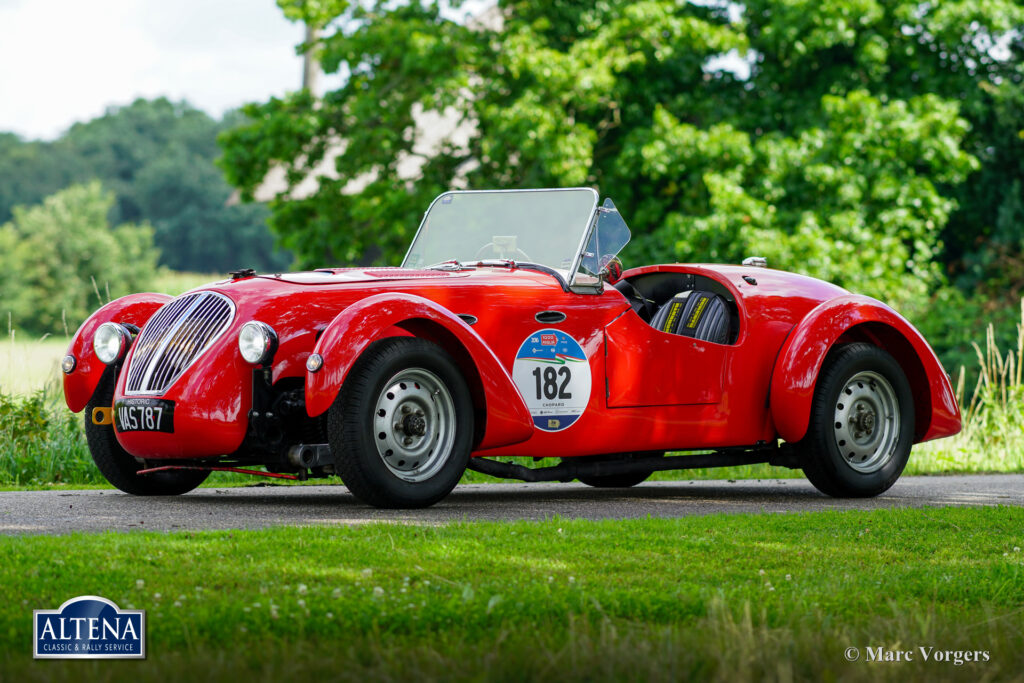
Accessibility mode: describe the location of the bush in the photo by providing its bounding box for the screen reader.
[0,390,100,486]
[0,182,158,335]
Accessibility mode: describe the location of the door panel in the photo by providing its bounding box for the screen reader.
[605,311,728,407]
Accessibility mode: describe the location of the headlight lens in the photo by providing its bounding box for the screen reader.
[61,354,77,374]
[93,323,129,365]
[238,321,278,365]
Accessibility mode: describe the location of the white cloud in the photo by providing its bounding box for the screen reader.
[0,0,304,139]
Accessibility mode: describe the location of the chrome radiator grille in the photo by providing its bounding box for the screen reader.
[124,291,235,395]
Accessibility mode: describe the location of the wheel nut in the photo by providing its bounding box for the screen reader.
[403,437,413,446]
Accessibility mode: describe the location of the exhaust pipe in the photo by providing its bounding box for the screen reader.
[286,444,332,469]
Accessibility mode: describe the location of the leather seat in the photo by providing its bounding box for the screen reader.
[649,290,730,344]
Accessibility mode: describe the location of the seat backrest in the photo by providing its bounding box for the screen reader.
[649,290,730,344]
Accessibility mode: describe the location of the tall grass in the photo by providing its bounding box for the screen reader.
[911,300,1024,474]
[0,389,101,485]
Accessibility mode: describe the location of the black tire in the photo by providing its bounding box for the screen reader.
[85,370,209,495]
[576,452,664,488]
[328,337,474,508]
[797,343,914,497]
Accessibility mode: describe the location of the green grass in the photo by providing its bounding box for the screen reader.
[3,507,1023,681]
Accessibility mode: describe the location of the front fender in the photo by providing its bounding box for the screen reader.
[62,293,174,413]
[770,294,960,444]
[306,293,534,450]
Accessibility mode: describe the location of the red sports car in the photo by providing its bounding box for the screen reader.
[62,188,960,508]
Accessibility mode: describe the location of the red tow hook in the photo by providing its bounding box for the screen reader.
[135,465,300,480]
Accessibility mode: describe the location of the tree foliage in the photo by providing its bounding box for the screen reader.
[220,0,1022,309]
[0,183,158,335]
[0,99,289,273]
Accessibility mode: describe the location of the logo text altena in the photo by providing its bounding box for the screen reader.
[39,615,140,642]
[34,596,146,659]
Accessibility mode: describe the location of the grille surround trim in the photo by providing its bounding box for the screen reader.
[123,291,236,396]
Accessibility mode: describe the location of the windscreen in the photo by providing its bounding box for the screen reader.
[402,189,599,272]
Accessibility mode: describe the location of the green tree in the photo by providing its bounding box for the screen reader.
[220,0,1017,309]
[0,183,158,335]
[0,99,290,273]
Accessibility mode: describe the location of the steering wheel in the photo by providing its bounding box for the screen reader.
[473,242,533,262]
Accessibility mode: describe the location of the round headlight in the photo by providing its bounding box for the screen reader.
[93,323,129,365]
[61,354,77,374]
[238,321,278,365]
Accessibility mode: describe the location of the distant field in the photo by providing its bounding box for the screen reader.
[151,269,220,296]
[0,336,68,396]
[0,271,218,395]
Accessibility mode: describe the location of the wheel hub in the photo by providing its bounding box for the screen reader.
[372,368,456,483]
[849,402,876,439]
[832,370,900,474]
[402,412,426,437]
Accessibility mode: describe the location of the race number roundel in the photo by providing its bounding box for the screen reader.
[512,329,592,432]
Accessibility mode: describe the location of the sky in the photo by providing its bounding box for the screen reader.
[0,0,307,140]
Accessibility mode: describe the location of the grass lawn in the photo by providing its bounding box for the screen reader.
[3,506,1023,681]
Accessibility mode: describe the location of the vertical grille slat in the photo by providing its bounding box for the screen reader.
[125,295,195,392]
[124,292,235,395]
[151,296,213,390]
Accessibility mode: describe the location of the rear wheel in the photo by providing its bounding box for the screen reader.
[797,343,914,497]
[85,371,209,495]
[576,453,664,488]
[328,338,473,508]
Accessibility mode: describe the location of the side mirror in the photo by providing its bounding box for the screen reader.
[599,255,623,284]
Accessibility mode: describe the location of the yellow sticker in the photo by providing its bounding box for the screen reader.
[686,296,708,329]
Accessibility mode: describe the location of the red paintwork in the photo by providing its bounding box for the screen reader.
[770,294,961,443]
[63,293,173,412]
[62,261,960,462]
[305,292,534,450]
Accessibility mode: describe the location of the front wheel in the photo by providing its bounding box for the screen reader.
[328,337,474,508]
[85,371,209,495]
[797,343,914,497]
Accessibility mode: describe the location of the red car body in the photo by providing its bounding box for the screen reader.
[64,262,960,463]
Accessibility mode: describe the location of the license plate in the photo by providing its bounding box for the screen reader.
[114,398,175,433]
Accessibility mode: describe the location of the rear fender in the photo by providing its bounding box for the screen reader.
[770,295,961,444]
[62,293,174,413]
[306,293,534,450]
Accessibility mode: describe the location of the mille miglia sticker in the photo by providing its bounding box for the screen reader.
[511,329,592,432]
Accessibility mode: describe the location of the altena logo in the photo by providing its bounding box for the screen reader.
[34,596,146,659]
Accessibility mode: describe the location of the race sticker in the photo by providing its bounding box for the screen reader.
[511,329,592,432]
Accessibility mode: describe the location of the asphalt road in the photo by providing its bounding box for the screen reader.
[1,474,1021,535]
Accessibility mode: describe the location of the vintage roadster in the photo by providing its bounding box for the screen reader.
[62,188,960,508]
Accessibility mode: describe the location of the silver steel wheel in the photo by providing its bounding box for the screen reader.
[372,368,457,483]
[833,370,901,474]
